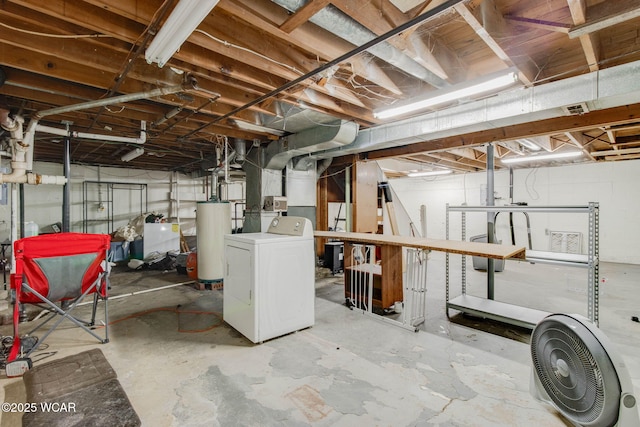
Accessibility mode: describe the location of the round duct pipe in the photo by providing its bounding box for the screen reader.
[234,138,247,163]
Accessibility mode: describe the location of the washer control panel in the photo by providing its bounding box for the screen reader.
[267,216,313,237]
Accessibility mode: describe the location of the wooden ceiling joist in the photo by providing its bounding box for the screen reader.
[3,0,640,172]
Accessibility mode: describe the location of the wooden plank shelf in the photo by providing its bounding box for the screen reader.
[314,231,526,260]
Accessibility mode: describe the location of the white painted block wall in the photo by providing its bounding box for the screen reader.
[0,161,211,240]
[386,159,640,265]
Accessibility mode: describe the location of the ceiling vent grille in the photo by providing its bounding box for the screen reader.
[562,103,589,116]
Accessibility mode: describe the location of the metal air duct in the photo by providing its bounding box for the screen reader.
[305,59,640,160]
[234,138,247,163]
[271,0,448,88]
[264,120,358,170]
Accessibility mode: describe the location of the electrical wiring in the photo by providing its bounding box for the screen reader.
[104,105,126,114]
[317,164,352,180]
[0,336,13,369]
[525,167,540,200]
[194,29,305,76]
[0,22,111,39]
[332,67,398,102]
[0,336,51,369]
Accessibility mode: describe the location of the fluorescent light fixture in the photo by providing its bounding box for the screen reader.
[374,70,520,119]
[501,150,582,164]
[121,148,144,162]
[145,0,220,68]
[407,169,452,177]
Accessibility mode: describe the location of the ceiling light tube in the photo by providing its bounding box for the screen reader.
[374,70,520,119]
[407,169,452,177]
[121,148,144,162]
[500,151,582,164]
[145,0,220,68]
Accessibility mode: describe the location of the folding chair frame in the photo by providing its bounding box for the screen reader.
[8,233,111,361]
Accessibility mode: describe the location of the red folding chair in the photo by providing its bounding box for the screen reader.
[8,233,111,362]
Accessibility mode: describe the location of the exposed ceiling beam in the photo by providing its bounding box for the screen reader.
[498,140,524,155]
[331,0,451,82]
[454,1,534,85]
[567,0,599,72]
[409,0,450,19]
[402,153,479,172]
[504,15,570,33]
[606,122,640,132]
[591,146,640,157]
[565,132,596,160]
[603,153,640,161]
[279,0,331,33]
[521,135,553,152]
[448,147,483,161]
[610,135,640,145]
[605,128,617,143]
[346,56,403,95]
[364,103,640,160]
[568,0,640,39]
[418,149,486,168]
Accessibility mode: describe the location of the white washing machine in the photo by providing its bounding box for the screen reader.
[223,216,315,343]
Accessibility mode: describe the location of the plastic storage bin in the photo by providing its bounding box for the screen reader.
[109,241,130,262]
[24,222,39,237]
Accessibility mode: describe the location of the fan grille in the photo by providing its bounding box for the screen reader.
[531,315,621,426]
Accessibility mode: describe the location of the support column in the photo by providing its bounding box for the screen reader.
[345,166,351,232]
[486,143,496,300]
[62,136,71,232]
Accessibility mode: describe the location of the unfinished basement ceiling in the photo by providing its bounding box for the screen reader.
[1,0,640,174]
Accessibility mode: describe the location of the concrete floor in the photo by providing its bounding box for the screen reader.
[1,251,639,426]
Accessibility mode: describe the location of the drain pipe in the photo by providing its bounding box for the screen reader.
[0,112,60,184]
[0,108,22,137]
[35,121,147,145]
[224,137,229,185]
[0,112,68,185]
[23,77,199,171]
[1,78,199,185]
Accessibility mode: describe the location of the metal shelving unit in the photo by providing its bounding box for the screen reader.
[83,181,148,234]
[445,203,600,328]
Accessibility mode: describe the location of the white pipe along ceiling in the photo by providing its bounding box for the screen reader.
[0,77,201,185]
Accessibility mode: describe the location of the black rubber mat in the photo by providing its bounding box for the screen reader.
[21,348,140,427]
[24,348,117,402]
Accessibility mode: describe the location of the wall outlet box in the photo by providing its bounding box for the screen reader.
[263,196,287,212]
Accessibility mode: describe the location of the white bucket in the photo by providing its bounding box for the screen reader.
[394,301,403,314]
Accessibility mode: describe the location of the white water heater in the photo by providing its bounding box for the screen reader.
[196,201,231,283]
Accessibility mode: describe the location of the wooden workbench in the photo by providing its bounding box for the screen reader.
[315,231,526,309]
